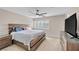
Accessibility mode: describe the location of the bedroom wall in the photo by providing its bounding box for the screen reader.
[45,15,66,38]
[0,9,33,35]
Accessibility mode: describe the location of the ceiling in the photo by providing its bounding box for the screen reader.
[0,7,79,18]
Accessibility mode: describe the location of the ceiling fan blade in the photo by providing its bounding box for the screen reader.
[28,9,47,17]
[41,13,47,14]
[38,13,47,16]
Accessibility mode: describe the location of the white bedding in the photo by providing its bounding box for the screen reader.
[11,30,45,45]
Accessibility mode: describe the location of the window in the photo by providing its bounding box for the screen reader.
[33,19,49,29]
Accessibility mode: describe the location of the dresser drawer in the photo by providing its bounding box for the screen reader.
[0,36,11,42]
[0,35,12,49]
[0,36,11,40]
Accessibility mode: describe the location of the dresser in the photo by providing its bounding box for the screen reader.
[60,31,79,51]
[0,34,12,49]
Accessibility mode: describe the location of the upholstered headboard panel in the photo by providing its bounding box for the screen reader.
[8,24,29,34]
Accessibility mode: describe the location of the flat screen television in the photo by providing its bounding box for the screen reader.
[65,13,77,38]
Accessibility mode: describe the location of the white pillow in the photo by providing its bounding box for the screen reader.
[26,27,32,30]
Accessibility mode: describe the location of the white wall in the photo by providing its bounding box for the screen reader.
[45,15,65,38]
[66,8,79,18]
[0,9,33,35]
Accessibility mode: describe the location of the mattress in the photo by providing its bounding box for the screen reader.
[11,30,45,45]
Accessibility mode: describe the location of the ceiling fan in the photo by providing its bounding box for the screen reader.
[35,9,47,16]
[29,9,47,16]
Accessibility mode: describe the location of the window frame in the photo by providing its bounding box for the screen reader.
[33,19,49,30]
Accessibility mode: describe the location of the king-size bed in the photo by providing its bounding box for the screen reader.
[8,24,46,51]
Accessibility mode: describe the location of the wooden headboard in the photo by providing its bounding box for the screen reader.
[8,24,29,34]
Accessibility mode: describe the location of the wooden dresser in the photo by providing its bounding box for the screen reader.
[60,31,79,51]
[0,34,12,49]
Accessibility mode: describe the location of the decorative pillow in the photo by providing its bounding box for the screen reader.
[15,27,23,32]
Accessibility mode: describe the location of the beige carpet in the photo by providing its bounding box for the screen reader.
[1,37,62,51]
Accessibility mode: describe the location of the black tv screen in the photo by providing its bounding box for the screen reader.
[65,13,77,38]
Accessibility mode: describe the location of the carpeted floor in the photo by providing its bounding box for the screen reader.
[1,37,62,51]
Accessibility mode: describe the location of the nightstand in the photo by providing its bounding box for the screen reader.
[0,34,12,49]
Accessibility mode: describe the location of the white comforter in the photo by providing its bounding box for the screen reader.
[11,30,44,45]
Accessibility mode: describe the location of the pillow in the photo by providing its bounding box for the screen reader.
[16,28,22,32]
[12,27,16,32]
[26,27,32,30]
[15,27,23,32]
